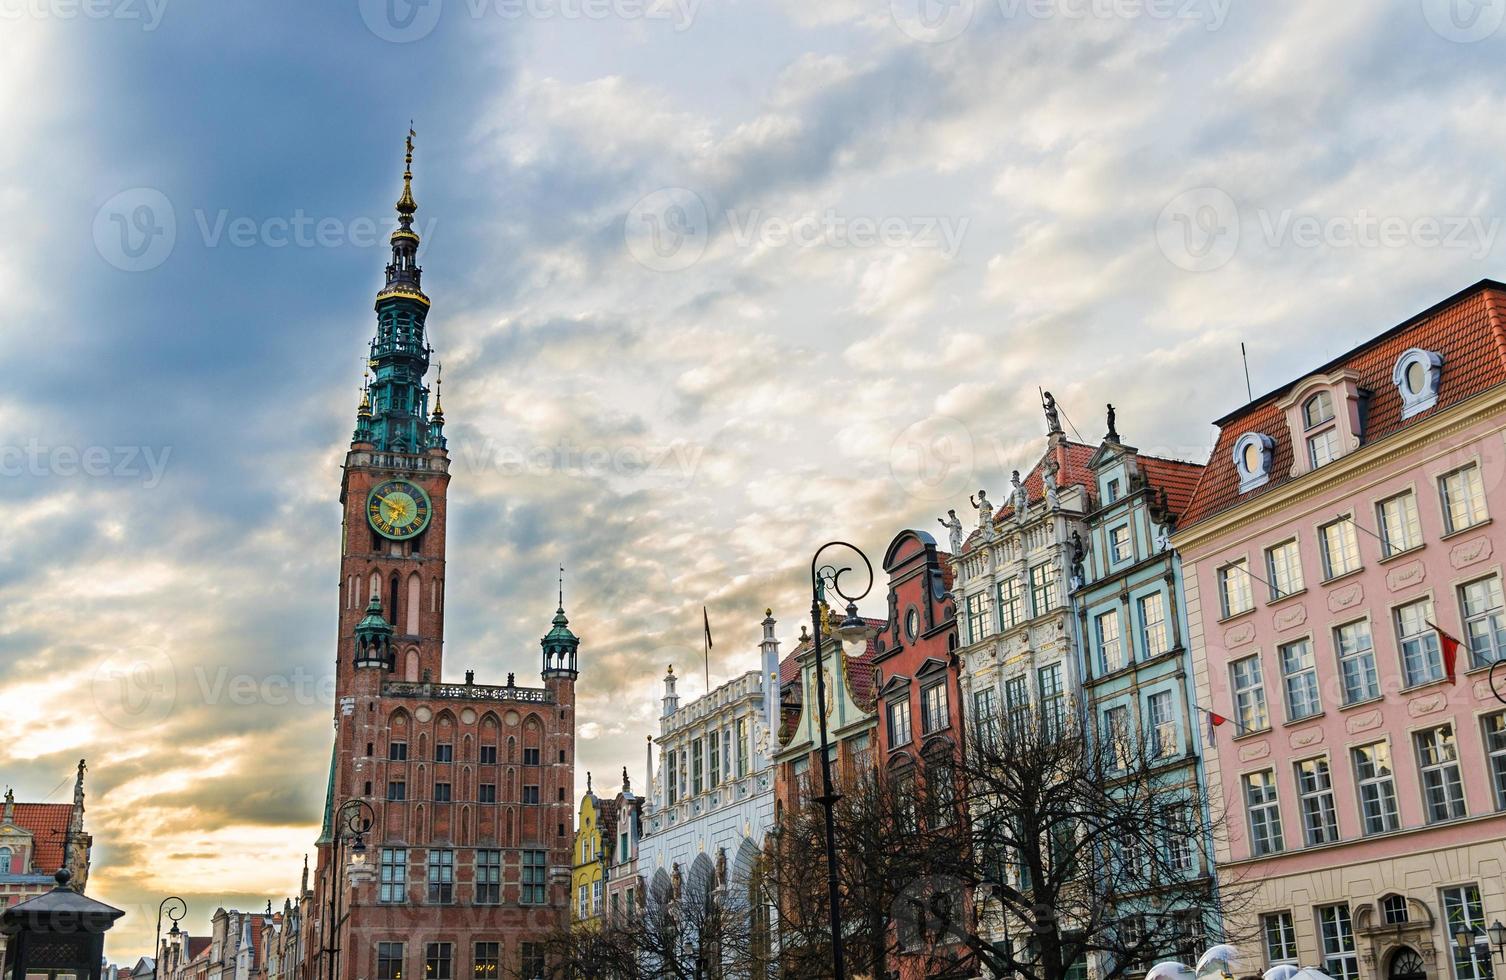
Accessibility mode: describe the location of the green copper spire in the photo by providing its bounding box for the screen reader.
[357,126,443,454]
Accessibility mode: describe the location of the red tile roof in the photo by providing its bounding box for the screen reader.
[10,803,71,873]
[1137,454,1206,522]
[1181,280,1506,527]
[187,939,212,961]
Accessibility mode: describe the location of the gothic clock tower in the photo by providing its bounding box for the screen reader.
[309,135,577,980]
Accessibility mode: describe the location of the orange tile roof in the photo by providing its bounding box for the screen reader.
[10,803,71,873]
[1181,279,1506,527]
[1137,454,1206,522]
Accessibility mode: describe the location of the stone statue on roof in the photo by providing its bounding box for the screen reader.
[969,489,993,529]
[1043,391,1062,434]
[937,509,963,554]
[1010,470,1028,520]
[1043,459,1060,511]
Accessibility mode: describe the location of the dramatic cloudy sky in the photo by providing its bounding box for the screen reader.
[3,0,1505,956]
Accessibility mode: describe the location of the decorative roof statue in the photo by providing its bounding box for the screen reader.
[1043,459,1060,511]
[970,489,993,529]
[1010,470,1028,521]
[1106,403,1119,442]
[1043,390,1062,435]
[1070,530,1086,587]
[937,509,963,554]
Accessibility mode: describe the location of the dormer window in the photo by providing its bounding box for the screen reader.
[1303,390,1335,429]
[1278,370,1364,477]
[1302,392,1339,469]
[1394,348,1444,419]
[1233,432,1275,492]
[1106,478,1121,502]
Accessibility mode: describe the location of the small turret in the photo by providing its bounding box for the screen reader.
[661,664,679,718]
[541,569,579,680]
[759,608,780,731]
[354,595,395,670]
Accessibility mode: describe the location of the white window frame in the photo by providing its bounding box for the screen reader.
[1097,608,1124,674]
[1334,619,1380,705]
[1439,464,1488,535]
[1219,560,1254,618]
[1139,591,1169,657]
[1232,654,1269,731]
[1266,539,1304,600]
[1295,756,1339,846]
[1377,491,1422,557]
[1244,769,1284,856]
[1319,517,1361,580]
[1416,724,1466,823]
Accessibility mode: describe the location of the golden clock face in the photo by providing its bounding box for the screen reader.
[367,479,432,540]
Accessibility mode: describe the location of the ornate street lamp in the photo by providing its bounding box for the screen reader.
[807,541,878,980]
[323,799,375,980]
[153,896,187,980]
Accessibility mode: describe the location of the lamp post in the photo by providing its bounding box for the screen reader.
[1455,920,1506,965]
[152,896,186,980]
[807,541,879,980]
[322,799,375,980]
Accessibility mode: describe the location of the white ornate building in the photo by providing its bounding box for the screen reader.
[638,612,783,906]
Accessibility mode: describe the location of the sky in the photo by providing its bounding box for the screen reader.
[3,0,1506,958]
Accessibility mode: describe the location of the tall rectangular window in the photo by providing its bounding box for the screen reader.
[478,783,496,804]
[521,851,547,905]
[472,943,498,980]
[1335,620,1379,704]
[1147,690,1176,758]
[966,592,988,644]
[519,943,544,980]
[1219,561,1254,618]
[522,784,539,805]
[708,729,721,789]
[1232,655,1268,731]
[377,943,404,980]
[425,943,452,980]
[1005,674,1031,734]
[735,718,750,778]
[522,747,540,766]
[998,578,1024,630]
[1097,608,1124,674]
[1461,576,1506,668]
[1377,492,1422,556]
[973,687,998,745]
[1139,592,1169,657]
[691,739,704,795]
[1352,742,1400,835]
[1102,705,1130,771]
[1397,598,1443,686]
[1443,884,1493,980]
[1029,562,1059,617]
[1319,518,1361,579]
[1416,724,1466,822]
[921,683,949,735]
[1295,757,1339,845]
[1110,525,1133,564]
[886,698,912,747]
[1280,639,1321,721]
[1440,464,1488,534]
[1318,904,1359,980]
[474,850,501,905]
[387,781,407,801]
[1484,712,1506,811]
[1266,539,1304,600]
[1244,770,1283,856]
[380,848,407,904]
[427,849,454,903]
[1263,912,1298,965]
[433,782,452,802]
[1038,664,1064,738]
[1308,428,1340,469]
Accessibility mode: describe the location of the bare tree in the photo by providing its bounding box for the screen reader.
[916,706,1253,980]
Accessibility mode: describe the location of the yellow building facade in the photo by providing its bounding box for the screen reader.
[570,780,615,926]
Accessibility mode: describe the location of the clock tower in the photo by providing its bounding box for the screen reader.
[307,134,576,980]
[336,128,450,700]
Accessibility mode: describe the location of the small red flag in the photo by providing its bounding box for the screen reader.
[1205,710,1227,747]
[1428,621,1463,684]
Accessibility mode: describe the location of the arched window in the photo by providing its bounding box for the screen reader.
[406,574,421,635]
[1302,391,1335,429]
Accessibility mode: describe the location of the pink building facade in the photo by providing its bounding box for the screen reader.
[1177,280,1506,980]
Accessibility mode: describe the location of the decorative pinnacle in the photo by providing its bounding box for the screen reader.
[396,125,418,219]
[430,362,444,422]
